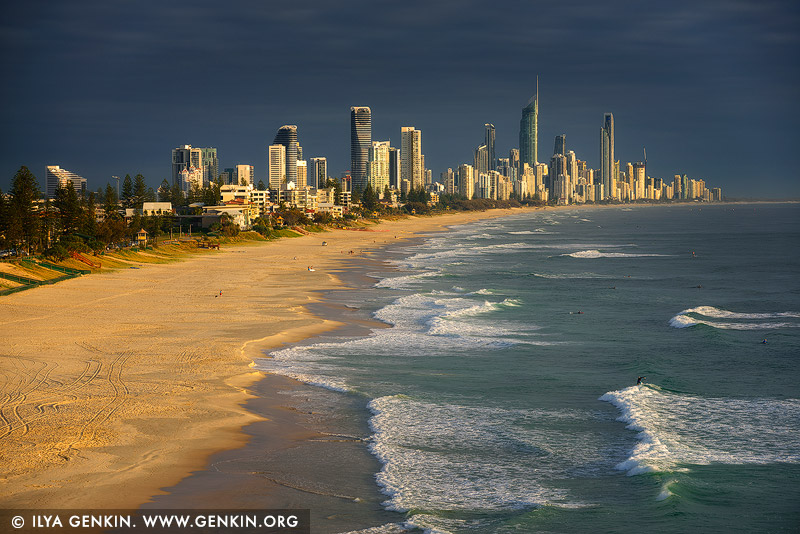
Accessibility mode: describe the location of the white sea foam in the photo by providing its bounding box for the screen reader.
[368,396,593,515]
[564,249,670,259]
[375,271,440,289]
[600,385,800,476]
[259,292,550,389]
[669,306,800,330]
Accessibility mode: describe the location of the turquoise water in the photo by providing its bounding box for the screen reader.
[259,203,800,533]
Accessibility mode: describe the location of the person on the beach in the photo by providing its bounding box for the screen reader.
[637,376,646,385]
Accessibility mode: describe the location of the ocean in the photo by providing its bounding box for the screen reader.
[258,203,800,533]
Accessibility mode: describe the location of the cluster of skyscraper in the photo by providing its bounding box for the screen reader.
[163,83,721,207]
[439,81,722,204]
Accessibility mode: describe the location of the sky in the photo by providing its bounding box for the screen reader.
[1,0,798,198]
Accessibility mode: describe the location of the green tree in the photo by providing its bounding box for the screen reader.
[82,191,98,237]
[351,185,361,205]
[170,181,185,208]
[104,183,118,215]
[257,179,266,190]
[361,183,377,211]
[383,185,391,201]
[54,182,81,237]
[158,179,171,202]
[121,174,133,208]
[7,166,42,253]
[133,174,148,208]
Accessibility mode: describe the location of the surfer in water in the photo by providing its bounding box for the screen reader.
[637,376,646,385]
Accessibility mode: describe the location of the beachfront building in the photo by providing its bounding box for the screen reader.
[351,106,372,192]
[296,160,307,189]
[519,82,539,169]
[485,124,496,171]
[401,126,423,190]
[141,202,173,216]
[600,113,615,200]
[368,141,390,194]
[458,164,474,199]
[46,165,87,199]
[234,164,255,186]
[268,144,287,190]
[179,166,203,194]
[273,125,299,185]
[171,145,217,187]
[309,157,327,189]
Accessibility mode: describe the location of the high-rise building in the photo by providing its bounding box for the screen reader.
[368,141,390,193]
[633,162,646,200]
[221,167,235,185]
[273,125,298,185]
[519,78,539,168]
[442,168,456,195]
[310,157,328,189]
[234,164,255,186]
[554,135,566,157]
[199,148,218,186]
[46,165,86,199]
[485,124,496,171]
[388,147,400,189]
[172,145,198,186]
[474,144,489,175]
[401,127,423,189]
[172,145,217,187]
[351,106,372,192]
[296,160,307,188]
[600,113,615,200]
[268,144,286,190]
[458,164,474,199]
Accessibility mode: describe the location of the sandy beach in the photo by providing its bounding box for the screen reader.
[0,209,530,510]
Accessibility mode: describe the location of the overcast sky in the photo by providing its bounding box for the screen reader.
[1,0,798,197]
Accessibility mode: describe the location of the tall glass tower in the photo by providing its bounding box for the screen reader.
[350,106,372,192]
[485,124,496,171]
[553,134,566,156]
[273,125,298,186]
[600,113,615,200]
[519,79,539,169]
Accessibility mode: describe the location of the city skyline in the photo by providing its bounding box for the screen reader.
[1,1,797,197]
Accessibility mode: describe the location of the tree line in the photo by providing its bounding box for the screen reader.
[0,166,223,258]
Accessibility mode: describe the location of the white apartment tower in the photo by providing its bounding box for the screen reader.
[401,127,423,190]
[268,144,287,190]
[368,141,390,193]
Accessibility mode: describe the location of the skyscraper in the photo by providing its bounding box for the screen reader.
[485,124,496,171]
[388,147,400,188]
[474,144,488,175]
[273,125,298,185]
[401,127,423,189]
[296,160,307,188]
[310,157,327,189]
[46,165,86,199]
[519,78,539,168]
[368,141,390,193]
[199,147,218,186]
[351,106,372,193]
[600,113,615,200]
[268,144,286,190]
[553,134,566,156]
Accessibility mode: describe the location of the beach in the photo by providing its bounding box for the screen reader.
[0,209,526,511]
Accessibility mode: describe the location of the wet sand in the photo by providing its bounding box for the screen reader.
[0,209,530,511]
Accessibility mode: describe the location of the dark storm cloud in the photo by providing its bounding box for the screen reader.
[1,0,798,196]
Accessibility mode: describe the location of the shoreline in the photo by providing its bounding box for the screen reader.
[0,208,530,510]
[0,202,753,513]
